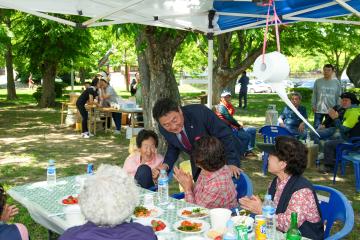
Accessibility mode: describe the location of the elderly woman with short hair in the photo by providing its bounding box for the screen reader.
[123,129,164,189]
[239,136,324,239]
[174,136,237,209]
[60,164,157,240]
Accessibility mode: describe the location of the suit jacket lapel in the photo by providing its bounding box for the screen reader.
[183,109,195,145]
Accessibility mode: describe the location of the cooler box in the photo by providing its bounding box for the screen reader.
[126,127,144,139]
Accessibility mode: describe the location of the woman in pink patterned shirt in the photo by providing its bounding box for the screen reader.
[174,136,238,209]
[123,130,163,189]
[239,136,324,240]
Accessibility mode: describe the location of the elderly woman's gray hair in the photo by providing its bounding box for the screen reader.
[79,164,139,226]
[290,91,302,100]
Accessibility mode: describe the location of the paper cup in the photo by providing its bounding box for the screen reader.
[143,193,154,207]
[64,205,85,227]
[209,208,232,230]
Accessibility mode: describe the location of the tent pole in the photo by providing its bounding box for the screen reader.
[207,34,213,109]
[71,60,74,92]
[207,10,215,109]
[335,0,360,17]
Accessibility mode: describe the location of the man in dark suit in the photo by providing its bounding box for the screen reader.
[152,98,242,180]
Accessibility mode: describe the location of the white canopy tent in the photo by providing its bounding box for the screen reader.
[1,0,360,107]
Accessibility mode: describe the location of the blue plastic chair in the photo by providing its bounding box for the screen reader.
[171,172,253,200]
[314,185,354,240]
[233,172,253,199]
[258,126,294,174]
[333,137,360,192]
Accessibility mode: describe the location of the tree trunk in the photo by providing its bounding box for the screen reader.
[5,41,17,100]
[136,26,187,153]
[4,14,16,100]
[212,33,263,104]
[40,61,57,108]
[79,67,86,83]
[347,54,360,88]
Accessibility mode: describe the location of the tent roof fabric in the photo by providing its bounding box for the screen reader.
[0,0,359,33]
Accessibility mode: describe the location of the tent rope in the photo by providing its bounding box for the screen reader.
[261,0,282,63]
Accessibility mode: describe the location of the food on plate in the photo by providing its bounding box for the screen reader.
[151,219,166,232]
[62,195,78,205]
[177,220,202,232]
[181,208,207,218]
[133,206,158,218]
[134,206,151,217]
[207,229,224,240]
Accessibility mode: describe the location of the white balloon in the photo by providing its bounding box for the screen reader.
[253,51,290,83]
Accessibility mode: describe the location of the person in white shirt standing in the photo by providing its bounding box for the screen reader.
[311,64,342,129]
[100,77,123,135]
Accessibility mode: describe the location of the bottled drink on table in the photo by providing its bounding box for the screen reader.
[265,104,278,125]
[235,225,248,240]
[262,194,276,240]
[223,219,236,240]
[158,169,169,205]
[87,163,94,175]
[286,212,302,240]
[47,159,56,186]
[305,128,311,144]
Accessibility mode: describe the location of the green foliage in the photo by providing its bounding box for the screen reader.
[289,87,313,102]
[55,82,68,98]
[14,13,92,74]
[32,87,42,103]
[348,88,360,96]
[32,82,67,103]
[173,34,207,76]
[283,17,360,78]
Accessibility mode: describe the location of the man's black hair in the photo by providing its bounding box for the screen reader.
[323,64,335,71]
[152,98,180,122]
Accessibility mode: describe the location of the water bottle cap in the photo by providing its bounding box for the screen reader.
[265,194,272,200]
[160,169,166,174]
[48,159,56,164]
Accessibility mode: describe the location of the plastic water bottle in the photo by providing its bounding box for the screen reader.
[223,220,236,240]
[265,104,278,125]
[306,129,311,144]
[47,159,56,186]
[262,194,276,240]
[158,169,169,205]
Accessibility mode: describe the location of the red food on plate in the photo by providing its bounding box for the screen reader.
[62,195,78,205]
[151,219,166,232]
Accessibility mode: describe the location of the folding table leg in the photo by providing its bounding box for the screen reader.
[48,230,58,240]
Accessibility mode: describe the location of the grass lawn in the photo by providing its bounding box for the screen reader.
[0,88,359,239]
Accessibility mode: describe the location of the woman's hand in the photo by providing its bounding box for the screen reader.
[173,167,193,192]
[151,168,160,180]
[0,204,19,222]
[228,165,242,178]
[239,195,263,215]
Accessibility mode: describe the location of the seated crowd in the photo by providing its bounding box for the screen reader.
[4,64,358,239]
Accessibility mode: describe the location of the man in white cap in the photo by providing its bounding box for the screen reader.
[215,90,257,157]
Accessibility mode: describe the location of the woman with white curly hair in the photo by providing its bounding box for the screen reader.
[60,164,157,240]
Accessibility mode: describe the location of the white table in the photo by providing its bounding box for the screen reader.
[8,176,308,240]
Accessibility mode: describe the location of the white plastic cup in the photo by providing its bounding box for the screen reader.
[209,208,232,230]
[64,205,85,227]
[143,193,154,207]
